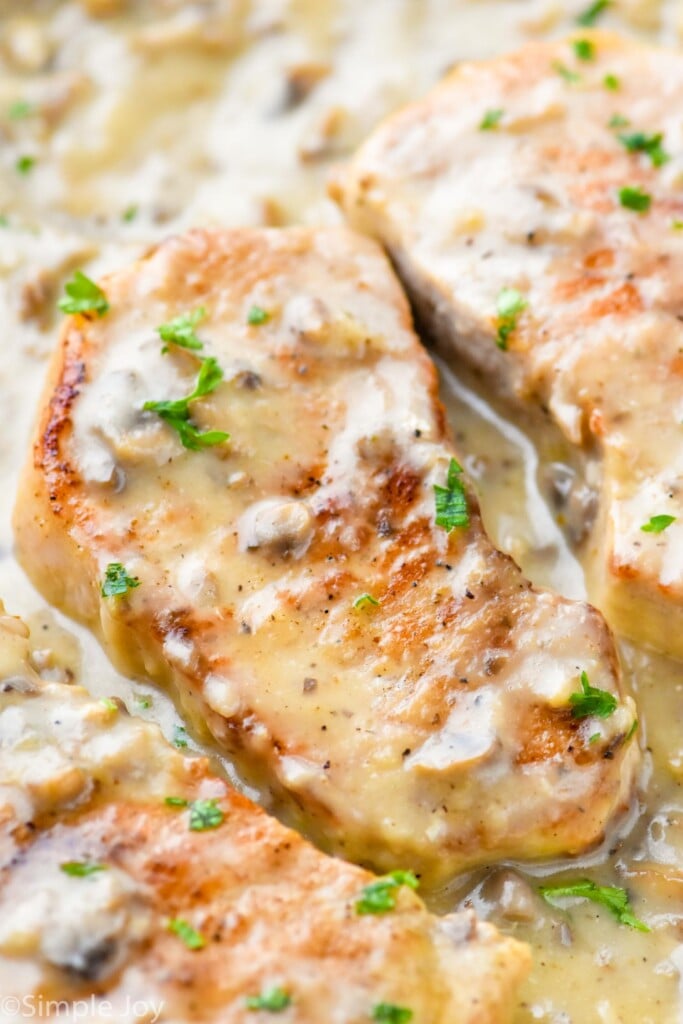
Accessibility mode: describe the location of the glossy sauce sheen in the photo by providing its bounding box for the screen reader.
[0,1,682,1022]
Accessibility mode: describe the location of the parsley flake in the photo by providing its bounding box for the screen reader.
[496,286,527,349]
[553,61,580,83]
[60,861,106,877]
[101,562,140,598]
[618,185,651,213]
[608,113,630,128]
[589,732,601,744]
[122,204,138,222]
[59,270,109,317]
[157,307,206,353]
[569,671,617,720]
[626,719,639,741]
[246,987,291,1013]
[168,918,206,950]
[618,131,669,168]
[372,1004,413,1024]
[143,356,229,451]
[603,73,620,91]
[100,697,118,713]
[479,108,504,131]
[641,514,676,533]
[174,725,189,749]
[135,694,152,709]
[672,219,683,230]
[247,305,270,326]
[434,458,469,532]
[16,155,35,175]
[355,870,419,915]
[164,796,190,807]
[188,798,224,832]
[353,592,380,610]
[577,0,610,25]
[539,878,650,932]
[573,38,595,61]
[9,100,34,120]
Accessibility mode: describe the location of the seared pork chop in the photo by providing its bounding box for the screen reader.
[15,227,637,881]
[338,32,683,659]
[0,605,530,1021]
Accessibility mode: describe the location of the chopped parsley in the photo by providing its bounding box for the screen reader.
[246,987,292,1012]
[573,38,595,61]
[372,1004,413,1024]
[168,918,206,950]
[143,356,229,451]
[618,185,651,213]
[100,697,118,713]
[603,73,620,91]
[479,108,504,131]
[552,61,580,83]
[673,220,683,230]
[353,592,380,610]
[569,671,617,720]
[641,514,676,533]
[589,732,601,744]
[58,270,110,317]
[247,305,270,326]
[618,131,669,167]
[101,562,140,598]
[16,155,35,175]
[626,718,639,741]
[174,725,189,748]
[0,215,8,227]
[188,798,224,832]
[496,286,527,349]
[355,870,419,915]
[577,0,610,25]
[434,458,469,532]
[134,694,152,709]
[164,796,190,807]
[122,204,138,222]
[60,861,106,877]
[539,878,650,932]
[608,113,630,128]
[9,100,34,120]
[157,306,206,353]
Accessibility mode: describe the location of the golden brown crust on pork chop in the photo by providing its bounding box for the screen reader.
[0,607,530,1021]
[337,32,683,659]
[15,226,637,881]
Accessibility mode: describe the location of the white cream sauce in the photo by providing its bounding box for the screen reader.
[1,0,683,1020]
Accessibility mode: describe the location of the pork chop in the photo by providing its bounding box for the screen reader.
[337,32,683,659]
[15,226,638,881]
[0,604,530,1022]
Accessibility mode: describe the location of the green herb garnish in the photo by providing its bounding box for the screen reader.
[573,38,595,61]
[641,514,676,533]
[577,0,610,25]
[479,108,504,131]
[618,132,669,167]
[603,73,620,91]
[9,100,34,120]
[618,185,651,213]
[164,796,190,807]
[539,879,650,932]
[246,988,291,1012]
[553,61,580,83]
[16,155,35,175]
[353,593,380,610]
[101,562,140,598]
[174,725,189,749]
[188,798,224,832]
[608,113,629,128]
[143,356,229,451]
[355,870,419,915]
[247,305,270,326]
[168,918,206,950]
[496,286,527,349]
[60,861,106,877]
[434,458,469,532]
[122,204,138,222]
[58,270,109,317]
[157,307,206,353]
[372,1005,413,1024]
[100,697,118,713]
[569,671,617,720]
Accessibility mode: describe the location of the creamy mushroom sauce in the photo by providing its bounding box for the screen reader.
[1,1,682,1021]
